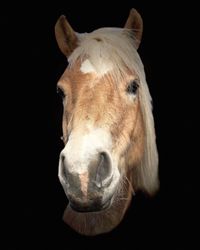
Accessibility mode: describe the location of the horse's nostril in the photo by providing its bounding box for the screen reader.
[60,153,69,184]
[95,152,112,187]
[61,154,65,163]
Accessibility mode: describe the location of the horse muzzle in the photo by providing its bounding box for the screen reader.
[59,151,115,212]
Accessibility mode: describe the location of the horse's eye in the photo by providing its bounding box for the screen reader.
[57,87,65,99]
[127,80,139,95]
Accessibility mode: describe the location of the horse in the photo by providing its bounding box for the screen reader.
[55,8,159,236]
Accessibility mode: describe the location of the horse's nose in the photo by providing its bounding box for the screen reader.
[60,151,112,189]
[59,151,113,212]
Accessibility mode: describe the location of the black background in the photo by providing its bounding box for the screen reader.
[2,1,196,249]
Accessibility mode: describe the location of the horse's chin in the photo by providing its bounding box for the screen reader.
[63,199,116,236]
[62,191,131,236]
[69,197,112,213]
[62,175,133,235]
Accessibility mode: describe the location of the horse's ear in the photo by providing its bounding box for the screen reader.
[55,15,78,57]
[124,8,143,49]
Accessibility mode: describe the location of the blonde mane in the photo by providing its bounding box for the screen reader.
[68,27,159,195]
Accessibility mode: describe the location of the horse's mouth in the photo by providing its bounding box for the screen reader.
[69,197,112,213]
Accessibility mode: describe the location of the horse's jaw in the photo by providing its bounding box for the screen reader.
[62,178,133,236]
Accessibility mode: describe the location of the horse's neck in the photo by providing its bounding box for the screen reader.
[63,172,133,236]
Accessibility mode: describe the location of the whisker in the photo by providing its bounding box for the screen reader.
[118,197,130,201]
[124,176,135,195]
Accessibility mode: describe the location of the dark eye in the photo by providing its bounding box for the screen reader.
[57,87,65,99]
[126,80,139,95]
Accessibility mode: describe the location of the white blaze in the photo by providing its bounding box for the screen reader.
[80,59,96,74]
[80,59,113,76]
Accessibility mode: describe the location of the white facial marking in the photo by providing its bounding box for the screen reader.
[80,59,113,76]
[80,59,96,74]
[61,127,112,174]
[58,127,121,202]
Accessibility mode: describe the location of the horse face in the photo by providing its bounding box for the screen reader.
[58,63,144,213]
[55,9,159,235]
